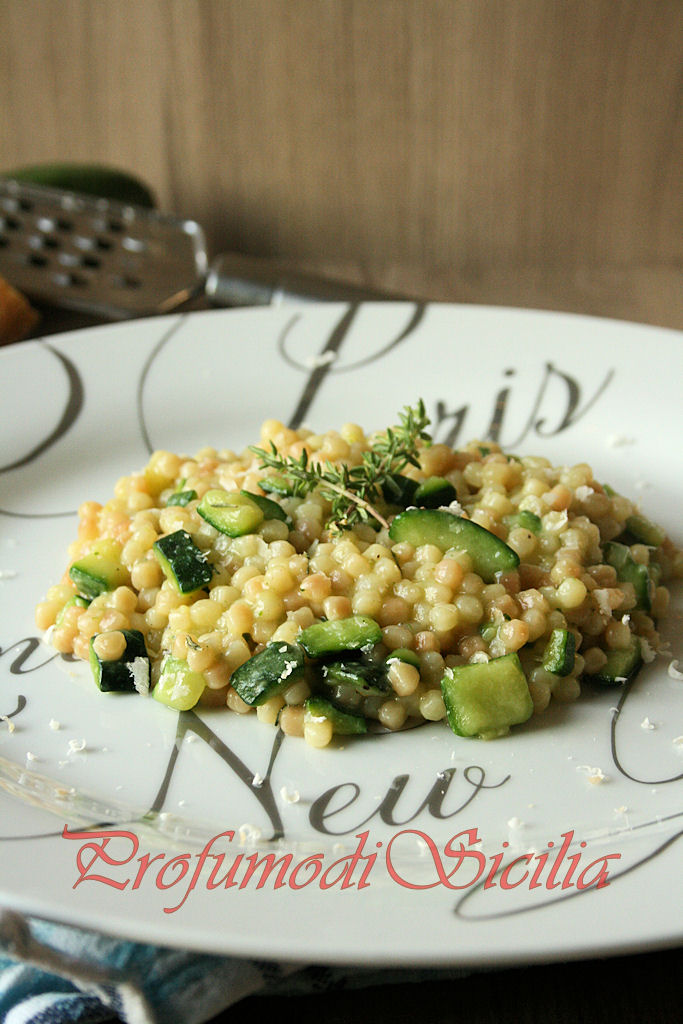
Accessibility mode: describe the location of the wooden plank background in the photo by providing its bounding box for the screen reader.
[1,0,681,320]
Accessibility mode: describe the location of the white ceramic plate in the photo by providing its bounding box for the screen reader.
[0,304,681,968]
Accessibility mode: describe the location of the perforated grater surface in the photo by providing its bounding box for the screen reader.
[0,178,208,318]
[0,178,403,319]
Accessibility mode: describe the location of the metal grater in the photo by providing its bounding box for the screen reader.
[0,179,400,319]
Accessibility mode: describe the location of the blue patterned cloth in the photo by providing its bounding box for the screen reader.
[0,910,290,1022]
[0,910,469,1023]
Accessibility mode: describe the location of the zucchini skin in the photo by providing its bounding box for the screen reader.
[69,540,128,599]
[230,642,305,705]
[413,476,458,508]
[381,473,419,508]
[505,510,542,535]
[389,509,519,583]
[385,647,421,669]
[298,615,383,658]
[603,541,654,612]
[542,629,576,677]
[321,658,391,696]
[305,696,367,735]
[240,489,291,524]
[5,163,156,207]
[623,513,666,547]
[197,490,264,537]
[89,629,149,693]
[153,530,212,594]
[587,638,642,686]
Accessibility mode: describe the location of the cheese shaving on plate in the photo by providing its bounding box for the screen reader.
[128,657,150,695]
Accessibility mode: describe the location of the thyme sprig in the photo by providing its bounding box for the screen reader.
[250,400,431,532]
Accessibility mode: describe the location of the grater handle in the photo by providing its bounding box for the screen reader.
[205,253,411,307]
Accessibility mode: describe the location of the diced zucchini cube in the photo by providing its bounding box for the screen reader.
[298,615,382,658]
[321,659,391,696]
[440,653,533,739]
[89,629,150,693]
[381,473,419,508]
[153,655,206,710]
[69,539,128,599]
[603,541,653,612]
[414,476,457,508]
[586,637,642,686]
[153,530,212,594]
[230,642,305,705]
[240,490,291,524]
[198,489,264,537]
[624,513,666,548]
[304,696,367,735]
[542,628,576,677]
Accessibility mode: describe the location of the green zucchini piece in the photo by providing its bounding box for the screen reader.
[542,628,576,676]
[321,658,391,696]
[198,489,264,537]
[5,162,156,207]
[165,489,198,507]
[298,615,382,658]
[603,541,653,612]
[230,642,305,706]
[153,655,206,710]
[505,510,542,535]
[414,476,457,508]
[440,652,533,739]
[69,540,128,599]
[153,530,212,594]
[304,696,367,735]
[381,474,419,508]
[389,509,519,583]
[89,629,149,693]
[240,489,291,524]
[624,513,666,548]
[586,637,642,686]
[385,647,421,669]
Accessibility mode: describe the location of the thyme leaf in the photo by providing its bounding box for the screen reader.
[250,399,431,532]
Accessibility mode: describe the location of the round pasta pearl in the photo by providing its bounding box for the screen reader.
[388,660,420,696]
[226,688,253,714]
[227,600,254,635]
[352,591,383,617]
[429,603,460,633]
[556,578,588,609]
[378,699,407,731]
[433,558,464,589]
[257,695,286,725]
[91,631,127,661]
[279,705,305,736]
[419,690,446,721]
[323,596,353,620]
[304,717,334,748]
